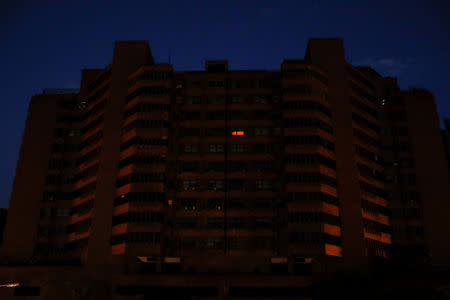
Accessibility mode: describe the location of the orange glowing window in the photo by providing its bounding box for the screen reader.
[231,131,245,136]
[168,199,173,206]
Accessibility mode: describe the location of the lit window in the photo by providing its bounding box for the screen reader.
[232,131,245,136]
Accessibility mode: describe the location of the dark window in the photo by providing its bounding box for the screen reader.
[120,137,167,151]
[185,111,201,120]
[229,198,245,209]
[208,162,224,171]
[287,192,339,206]
[182,161,200,172]
[116,173,166,187]
[207,81,225,88]
[284,118,333,133]
[114,192,165,206]
[207,218,223,228]
[121,119,169,134]
[207,198,223,210]
[207,96,225,104]
[185,96,201,104]
[284,135,334,151]
[231,96,244,103]
[207,111,225,120]
[126,86,171,103]
[178,218,198,228]
[207,128,225,136]
[255,198,272,208]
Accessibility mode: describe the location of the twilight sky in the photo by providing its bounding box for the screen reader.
[0,0,449,208]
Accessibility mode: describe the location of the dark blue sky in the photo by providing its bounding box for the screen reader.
[1,0,449,208]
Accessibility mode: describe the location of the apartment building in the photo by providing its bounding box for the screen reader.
[0,38,449,299]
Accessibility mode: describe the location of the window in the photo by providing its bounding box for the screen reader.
[182,162,199,172]
[126,86,171,103]
[207,237,224,248]
[254,144,269,153]
[231,96,244,103]
[185,96,201,104]
[229,161,245,172]
[183,180,198,191]
[40,207,52,217]
[116,173,166,187]
[208,162,224,171]
[230,111,245,120]
[180,237,196,247]
[179,198,197,210]
[208,180,225,191]
[231,128,245,136]
[208,80,224,88]
[121,119,169,134]
[283,101,332,117]
[208,198,223,210]
[254,128,269,136]
[69,129,81,137]
[184,128,201,136]
[285,136,335,151]
[255,161,272,171]
[56,208,71,217]
[254,237,272,249]
[231,144,245,153]
[120,137,168,151]
[207,218,223,228]
[178,218,197,228]
[208,96,225,104]
[288,192,339,206]
[253,95,268,104]
[254,111,270,119]
[112,212,164,225]
[284,118,333,134]
[255,198,271,208]
[185,111,201,120]
[228,237,245,249]
[229,198,245,209]
[285,154,336,169]
[255,218,272,228]
[188,81,202,88]
[228,179,245,191]
[207,111,225,120]
[231,80,244,89]
[207,128,225,136]
[286,173,337,188]
[184,144,198,153]
[209,144,224,152]
[229,217,245,228]
[114,192,165,206]
[256,180,272,190]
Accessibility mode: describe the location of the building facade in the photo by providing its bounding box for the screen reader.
[442,118,450,177]
[1,38,449,299]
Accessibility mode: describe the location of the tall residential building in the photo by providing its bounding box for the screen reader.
[1,38,449,299]
[442,118,450,176]
[0,208,6,247]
